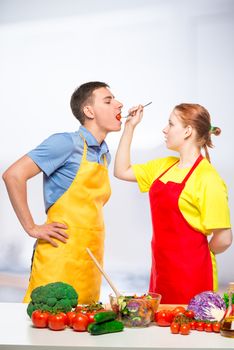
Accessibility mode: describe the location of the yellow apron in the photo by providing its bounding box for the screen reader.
[23,137,111,304]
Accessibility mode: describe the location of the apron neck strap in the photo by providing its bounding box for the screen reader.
[79,133,88,161]
[182,154,203,184]
[158,160,179,180]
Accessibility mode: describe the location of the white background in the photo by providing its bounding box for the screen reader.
[0,0,234,300]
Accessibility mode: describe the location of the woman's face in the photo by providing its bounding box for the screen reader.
[163,110,189,151]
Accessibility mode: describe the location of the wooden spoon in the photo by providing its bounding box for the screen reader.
[86,247,121,299]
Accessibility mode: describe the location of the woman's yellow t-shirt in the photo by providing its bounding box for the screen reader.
[132,156,231,235]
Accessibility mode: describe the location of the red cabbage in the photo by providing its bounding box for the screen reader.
[188,291,226,321]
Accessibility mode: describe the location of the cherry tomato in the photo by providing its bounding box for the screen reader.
[180,323,190,335]
[31,310,50,328]
[48,313,67,331]
[172,306,186,317]
[212,322,221,333]
[66,311,77,327]
[184,310,195,319]
[116,114,122,121]
[190,320,196,330]
[155,310,173,326]
[195,321,205,331]
[72,313,89,332]
[170,322,180,334]
[204,323,213,332]
[86,312,96,325]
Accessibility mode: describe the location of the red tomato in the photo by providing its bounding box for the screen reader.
[86,312,96,325]
[66,311,77,327]
[184,310,195,319]
[212,322,221,333]
[155,310,173,326]
[31,310,50,328]
[48,313,67,331]
[72,313,89,332]
[170,322,180,334]
[190,320,196,330]
[180,323,190,335]
[195,321,205,331]
[116,114,122,121]
[172,306,186,317]
[204,323,213,332]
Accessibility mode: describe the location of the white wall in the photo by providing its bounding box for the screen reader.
[0,0,234,292]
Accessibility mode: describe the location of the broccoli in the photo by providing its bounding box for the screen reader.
[26,281,78,317]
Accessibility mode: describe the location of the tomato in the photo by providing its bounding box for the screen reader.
[190,320,196,330]
[184,310,195,319]
[204,323,213,332]
[195,321,205,331]
[180,323,190,335]
[172,306,186,317]
[116,114,122,121]
[72,313,89,332]
[31,310,50,328]
[212,322,221,333]
[66,311,77,327]
[155,310,173,326]
[86,312,96,325]
[170,322,180,334]
[48,313,67,331]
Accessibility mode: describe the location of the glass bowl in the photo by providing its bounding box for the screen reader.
[109,292,161,327]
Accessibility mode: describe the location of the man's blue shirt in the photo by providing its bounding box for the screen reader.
[27,126,111,211]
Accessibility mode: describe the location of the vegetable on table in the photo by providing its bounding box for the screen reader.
[31,310,50,328]
[27,282,78,317]
[88,320,124,335]
[94,311,117,324]
[187,291,226,322]
[72,313,89,332]
[48,312,67,331]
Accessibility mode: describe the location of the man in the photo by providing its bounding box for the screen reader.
[3,81,123,303]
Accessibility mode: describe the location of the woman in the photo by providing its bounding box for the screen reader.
[114,103,232,304]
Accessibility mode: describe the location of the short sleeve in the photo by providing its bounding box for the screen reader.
[132,157,178,192]
[27,133,75,176]
[198,171,231,230]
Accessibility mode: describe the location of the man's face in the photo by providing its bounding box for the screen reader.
[89,87,123,132]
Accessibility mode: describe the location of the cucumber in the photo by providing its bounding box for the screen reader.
[93,311,117,324]
[88,320,124,335]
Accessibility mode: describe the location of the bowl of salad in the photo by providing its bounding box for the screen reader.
[109,292,161,327]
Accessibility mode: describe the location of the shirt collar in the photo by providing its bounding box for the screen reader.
[78,126,109,152]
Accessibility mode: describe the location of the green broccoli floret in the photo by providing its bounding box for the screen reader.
[26,281,78,317]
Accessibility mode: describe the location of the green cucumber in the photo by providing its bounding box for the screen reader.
[93,311,117,324]
[88,320,124,335]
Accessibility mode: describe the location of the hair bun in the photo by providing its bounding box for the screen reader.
[210,126,221,136]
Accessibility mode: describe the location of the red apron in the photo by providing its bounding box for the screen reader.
[149,155,213,304]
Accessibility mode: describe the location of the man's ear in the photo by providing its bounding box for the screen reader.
[83,105,95,120]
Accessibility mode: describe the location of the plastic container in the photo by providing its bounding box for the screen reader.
[220,282,234,338]
[109,292,161,327]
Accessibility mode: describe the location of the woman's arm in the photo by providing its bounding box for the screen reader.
[2,155,68,247]
[114,105,143,181]
[209,228,233,254]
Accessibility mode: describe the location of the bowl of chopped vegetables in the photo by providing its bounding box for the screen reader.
[109,292,161,327]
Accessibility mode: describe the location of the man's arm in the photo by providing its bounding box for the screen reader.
[2,155,68,247]
[209,228,232,254]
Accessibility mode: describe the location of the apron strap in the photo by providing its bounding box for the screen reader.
[181,154,203,185]
[79,133,88,162]
[79,133,108,167]
[158,160,179,180]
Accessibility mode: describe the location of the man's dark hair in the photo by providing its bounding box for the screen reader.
[70,81,109,125]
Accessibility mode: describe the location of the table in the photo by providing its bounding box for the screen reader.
[0,303,233,350]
